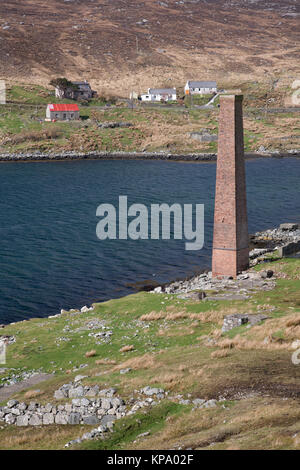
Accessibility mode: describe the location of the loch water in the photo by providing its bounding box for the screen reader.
[0,157,300,324]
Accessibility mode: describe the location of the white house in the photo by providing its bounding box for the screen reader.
[141,88,177,102]
[184,81,217,95]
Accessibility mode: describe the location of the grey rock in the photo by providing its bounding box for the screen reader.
[141,386,164,396]
[45,403,52,413]
[29,414,42,426]
[54,389,66,400]
[43,413,54,425]
[192,399,206,406]
[5,413,16,424]
[101,398,112,410]
[222,313,249,332]
[101,414,117,426]
[177,291,206,300]
[69,386,85,398]
[72,399,81,407]
[260,270,274,279]
[80,398,90,407]
[74,374,87,382]
[202,399,217,408]
[98,388,116,397]
[7,399,19,408]
[28,402,38,411]
[179,399,191,405]
[82,415,99,425]
[85,385,100,397]
[18,402,28,412]
[16,415,30,426]
[55,412,68,425]
[111,397,125,408]
[68,412,81,425]
[65,403,72,413]
[280,223,298,231]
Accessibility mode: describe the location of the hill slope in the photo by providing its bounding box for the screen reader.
[0,0,299,94]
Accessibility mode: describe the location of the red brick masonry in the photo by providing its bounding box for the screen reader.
[212,94,249,277]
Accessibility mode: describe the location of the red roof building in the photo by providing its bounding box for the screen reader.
[46,103,80,121]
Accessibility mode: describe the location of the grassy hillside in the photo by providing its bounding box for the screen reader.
[0,82,299,155]
[0,256,299,450]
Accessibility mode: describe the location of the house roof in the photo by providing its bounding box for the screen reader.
[72,81,91,89]
[48,104,79,112]
[72,81,90,85]
[149,88,176,94]
[187,81,217,88]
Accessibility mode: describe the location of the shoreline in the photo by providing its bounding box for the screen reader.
[2,224,299,328]
[0,149,300,163]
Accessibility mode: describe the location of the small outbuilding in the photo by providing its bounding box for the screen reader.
[46,104,80,121]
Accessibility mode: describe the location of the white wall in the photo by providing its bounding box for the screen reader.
[0,80,6,105]
[141,92,177,102]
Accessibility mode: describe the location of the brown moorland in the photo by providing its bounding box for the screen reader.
[0,0,299,96]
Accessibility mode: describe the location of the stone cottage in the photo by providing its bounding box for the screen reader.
[55,80,96,101]
[46,104,80,121]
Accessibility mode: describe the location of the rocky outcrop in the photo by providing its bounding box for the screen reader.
[152,270,276,298]
[222,313,270,332]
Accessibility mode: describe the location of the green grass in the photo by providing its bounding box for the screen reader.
[79,401,186,450]
[0,257,300,449]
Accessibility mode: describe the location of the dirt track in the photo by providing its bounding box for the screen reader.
[0,374,53,402]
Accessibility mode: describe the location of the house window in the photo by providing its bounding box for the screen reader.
[70,114,74,118]
[63,113,66,119]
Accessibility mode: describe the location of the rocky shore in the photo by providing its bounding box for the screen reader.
[151,222,300,298]
[0,149,299,163]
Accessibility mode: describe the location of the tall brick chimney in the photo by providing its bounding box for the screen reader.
[212,94,249,278]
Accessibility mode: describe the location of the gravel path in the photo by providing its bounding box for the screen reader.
[0,373,53,402]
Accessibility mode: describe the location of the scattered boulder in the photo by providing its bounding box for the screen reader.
[222,313,269,332]
[141,386,165,398]
[280,223,299,231]
[291,339,300,350]
[68,386,85,398]
[177,291,206,301]
[201,399,217,408]
[260,270,274,279]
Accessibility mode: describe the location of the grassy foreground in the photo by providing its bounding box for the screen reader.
[0,256,299,450]
[0,82,299,155]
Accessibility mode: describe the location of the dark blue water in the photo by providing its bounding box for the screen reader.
[0,158,300,324]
